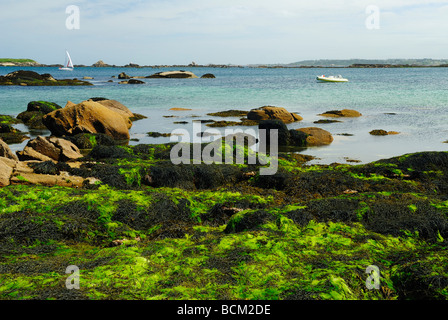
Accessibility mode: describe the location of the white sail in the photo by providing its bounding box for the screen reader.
[66,51,74,68]
[60,50,74,70]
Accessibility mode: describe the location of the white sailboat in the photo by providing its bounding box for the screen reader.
[59,51,74,71]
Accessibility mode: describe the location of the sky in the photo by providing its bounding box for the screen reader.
[1,0,448,65]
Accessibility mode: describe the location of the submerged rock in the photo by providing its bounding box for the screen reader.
[205,119,258,127]
[147,132,172,137]
[318,109,362,117]
[201,73,216,78]
[127,79,145,84]
[314,119,342,124]
[207,110,248,117]
[369,129,399,136]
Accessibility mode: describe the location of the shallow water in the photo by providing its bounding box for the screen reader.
[1,66,448,164]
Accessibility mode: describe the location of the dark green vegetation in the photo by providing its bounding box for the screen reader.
[1,143,448,300]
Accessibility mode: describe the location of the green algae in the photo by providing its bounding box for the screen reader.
[1,150,448,300]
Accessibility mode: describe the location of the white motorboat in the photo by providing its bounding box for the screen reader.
[316,75,348,82]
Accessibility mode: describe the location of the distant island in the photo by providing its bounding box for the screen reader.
[0,59,245,69]
[0,58,41,67]
[2,58,448,68]
[249,58,448,68]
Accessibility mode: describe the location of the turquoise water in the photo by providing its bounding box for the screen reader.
[1,66,448,164]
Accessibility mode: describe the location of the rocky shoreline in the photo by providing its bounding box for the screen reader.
[1,96,448,300]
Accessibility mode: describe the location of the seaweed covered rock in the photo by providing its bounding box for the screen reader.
[224,210,277,233]
[143,163,246,190]
[69,133,116,150]
[27,101,62,114]
[201,204,246,226]
[17,101,62,130]
[87,145,133,160]
[28,161,70,175]
[0,124,29,144]
[42,100,131,140]
[0,114,21,125]
[0,70,92,86]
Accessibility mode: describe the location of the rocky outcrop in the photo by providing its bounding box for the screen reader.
[0,70,92,86]
[92,99,134,126]
[247,106,303,123]
[42,101,131,140]
[147,71,199,79]
[16,136,83,162]
[118,72,131,79]
[318,109,362,117]
[0,139,19,161]
[10,172,86,187]
[201,73,216,78]
[0,157,13,186]
[92,60,111,67]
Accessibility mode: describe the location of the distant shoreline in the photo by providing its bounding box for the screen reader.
[3,64,448,69]
[2,58,448,69]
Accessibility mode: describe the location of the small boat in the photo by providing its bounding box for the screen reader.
[316,75,348,82]
[59,50,74,71]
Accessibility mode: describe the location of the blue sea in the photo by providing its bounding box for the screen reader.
[1,66,448,164]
